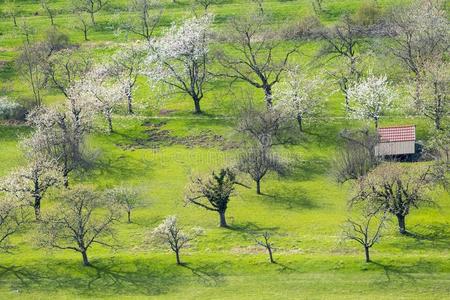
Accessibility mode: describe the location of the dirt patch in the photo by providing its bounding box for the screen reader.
[117,120,241,150]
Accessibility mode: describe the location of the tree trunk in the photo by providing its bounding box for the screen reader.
[256,179,261,195]
[13,15,17,26]
[263,85,273,108]
[434,82,442,130]
[193,97,202,114]
[90,12,95,25]
[34,196,42,221]
[49,12,54,25]
[81,250,90,266]
[107,115,113,133]
[219,211,228,228]
[297,114,303,131]
[364,246,370,263]
[63,171,69,188]
[396,214,407,235]
[127,211,131,223]
[268,247,275,263]
[175,249,181,265]
[374,117,379,129]
[127,90,133,114]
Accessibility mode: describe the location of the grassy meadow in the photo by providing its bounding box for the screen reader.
[0,0,449,299]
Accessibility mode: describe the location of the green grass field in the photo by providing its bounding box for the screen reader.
[0,0,449,299]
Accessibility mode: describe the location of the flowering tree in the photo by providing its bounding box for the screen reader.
[151,215,202,265]
[274,67,325,131]
[0,155,61,220]
[111,42,147,114]
[27,105,92,188]
[79,67,126,133]
[347,75,394,129]
[146,14,213,114]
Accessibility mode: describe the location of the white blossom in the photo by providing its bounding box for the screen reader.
[347,75,395,128]
[145,14,213,113]
[273,67,325,131]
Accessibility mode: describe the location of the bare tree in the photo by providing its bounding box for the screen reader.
[256,231,275,263]
[334,128,379,183]
[72,0,108,25]
[194,0,217,11]
[16,42,49,106]
[0,197,29,250]
[106,186,142,223]
[311,0,325,15]
[238,146,285,194]
[416,59,449,131]
[424,129,449,190]
[185,168,243,228]
[342,208,388,263]
[125,0,162,41]
[74,11,92,41]
[215,10,297,108]
[45,49,93,98]
[151,216,202,265]
[319,15,365,111]
[38,186,120,266]
[237,104,288,149]
[352,163,435,234]
[147,14,212,114]
[3,0,19,26]
[40,0,56,25]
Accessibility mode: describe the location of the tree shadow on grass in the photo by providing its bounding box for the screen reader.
[0,258,189,297]
[383,223,450,252]
[228,222,280,235]
[286,157,332,182]
[79,154,156,183]
[180,262,226,286]
[402,223,450,251]
[371,258,441,285]
[262,185,320,210]
[0,264,42,289]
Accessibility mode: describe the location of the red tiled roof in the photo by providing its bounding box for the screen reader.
[378,125,416,143]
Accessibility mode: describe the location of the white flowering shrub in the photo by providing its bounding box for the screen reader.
[0,97,25,120]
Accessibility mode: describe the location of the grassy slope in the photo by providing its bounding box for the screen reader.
[0,0,449,299]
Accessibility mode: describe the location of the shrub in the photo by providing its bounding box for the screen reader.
[283,16,324,40]
[0,97,26,120]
